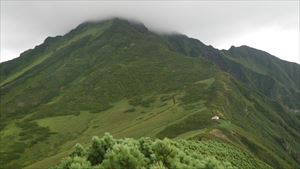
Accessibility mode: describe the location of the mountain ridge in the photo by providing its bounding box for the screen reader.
[162,33,300,109]
[0,18,299,169]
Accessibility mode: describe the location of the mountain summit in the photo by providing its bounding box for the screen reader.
[1,18,299,169]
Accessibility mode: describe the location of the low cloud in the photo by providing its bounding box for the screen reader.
[1,1,299,63]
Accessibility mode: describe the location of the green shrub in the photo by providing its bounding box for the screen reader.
[86,133,116,165]
[52,133,237,169]
[51,157,92,169]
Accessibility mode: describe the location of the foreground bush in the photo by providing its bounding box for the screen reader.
[51,133,236,169]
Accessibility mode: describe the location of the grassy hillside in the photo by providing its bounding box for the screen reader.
[0,18,299,169]
[164,35,300,109]
[226,46,300,109]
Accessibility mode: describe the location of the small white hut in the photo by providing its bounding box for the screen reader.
[211,115,219,120]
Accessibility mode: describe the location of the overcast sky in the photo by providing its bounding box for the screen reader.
[1,1,299,63]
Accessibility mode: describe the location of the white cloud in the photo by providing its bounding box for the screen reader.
[213,26,299,63]
[1,1,299,63]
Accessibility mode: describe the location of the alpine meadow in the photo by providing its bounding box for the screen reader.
[0,18,300,169]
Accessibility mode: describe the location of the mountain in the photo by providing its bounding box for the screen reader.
[163,35,300,109]
[0,18,299,169]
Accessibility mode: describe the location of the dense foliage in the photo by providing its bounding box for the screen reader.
[52,133,237,169]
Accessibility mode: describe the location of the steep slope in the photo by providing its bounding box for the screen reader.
[164,35,300,109]
[0,18,299,169]
[226,46,300,109]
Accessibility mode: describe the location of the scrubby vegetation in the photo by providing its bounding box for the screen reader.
[52,133,238,169]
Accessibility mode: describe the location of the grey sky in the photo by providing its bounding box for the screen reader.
[1,1,299,63]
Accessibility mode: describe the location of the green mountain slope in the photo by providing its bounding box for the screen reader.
[163,35,300,109]
[226,46,300,109]
[0,18,299,169]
